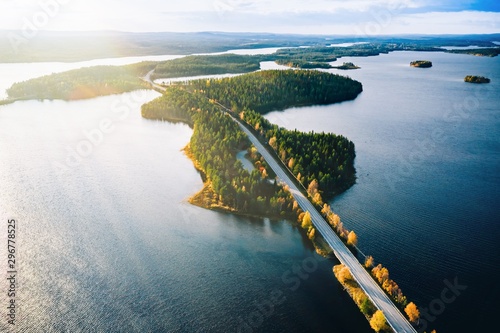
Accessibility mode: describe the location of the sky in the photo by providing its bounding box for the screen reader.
[0,0,499,35]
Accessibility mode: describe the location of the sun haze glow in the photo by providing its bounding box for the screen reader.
[0,0,498,34]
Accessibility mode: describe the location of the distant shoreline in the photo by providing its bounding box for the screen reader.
[1,32,499,63]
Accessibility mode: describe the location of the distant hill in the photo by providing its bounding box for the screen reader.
[0,31,499,63]
[0,31,324,63]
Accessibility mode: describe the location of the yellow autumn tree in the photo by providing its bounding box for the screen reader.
[365,255,374,268]
[313,192,323,206]
[301,211,312,229]
[370,310,387,332]
[269,136,277,150]
[328,213,341,228]
[321,203,331,215]
[347,231,358,247]
[372,264,389,284]
[379,267,390,284]
[405,302,420,324]
[307,179,319,197]
[297,210,304,218]
[307,227,316,240]
[337,266,353,283]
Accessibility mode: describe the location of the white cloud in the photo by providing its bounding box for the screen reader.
[0,0,498,34]
[387,10,500,34]
[208,0,423,14]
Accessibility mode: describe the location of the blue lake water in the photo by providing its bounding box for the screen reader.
[0,54,371,332]
[265,51,500,332]
[0,50,498,332]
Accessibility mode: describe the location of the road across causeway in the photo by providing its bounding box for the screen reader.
[141,73,417,332]
[228,113,417,333]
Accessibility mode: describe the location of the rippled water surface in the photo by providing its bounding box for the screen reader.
[265,51,500,332]
[0,52,372,332]
[0,50,498,333]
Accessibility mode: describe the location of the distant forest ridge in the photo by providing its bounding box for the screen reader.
[0,31,499,62]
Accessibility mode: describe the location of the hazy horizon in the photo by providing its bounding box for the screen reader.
[0,0,498,36]
[3,29,500,37]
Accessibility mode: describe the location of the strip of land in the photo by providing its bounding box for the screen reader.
[224,107,417,333]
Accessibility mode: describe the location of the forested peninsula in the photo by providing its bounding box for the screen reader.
[142,70,362,205]
[141,70,363,259]
[141,70,429,332]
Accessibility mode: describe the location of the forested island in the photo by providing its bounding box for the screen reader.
[4,55,259,103]
[191,70,362,115]
[5,64,153,101]
[272,43,443,69]
[275,60,360,70]
[446,48,500,57]
[410,60,433,68]
[333,62,360,70]
[464,75,490,83]
[274,59,333,69]
[151,54,261,79]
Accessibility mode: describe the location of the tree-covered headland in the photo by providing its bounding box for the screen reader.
[141,70,362,255]
[142,84,298,219]
[145,70,362,200]
[141,69,430,332]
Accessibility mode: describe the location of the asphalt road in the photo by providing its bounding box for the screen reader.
[229,114,417,333]
[144,70,166,92]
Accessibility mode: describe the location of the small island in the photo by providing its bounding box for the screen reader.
[274,59,333,69]
[464,75,490,83]
[410,60,432,68]
[333,62,360,70]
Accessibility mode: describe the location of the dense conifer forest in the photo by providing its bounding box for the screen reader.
[142,70,361,209]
